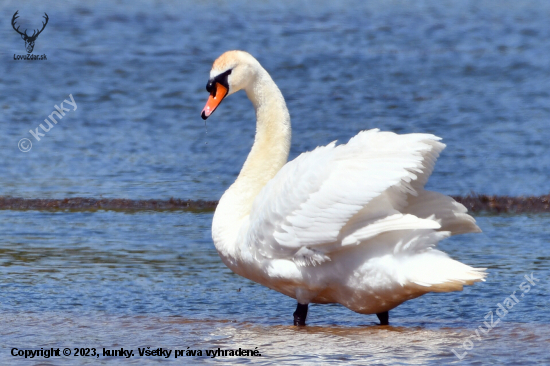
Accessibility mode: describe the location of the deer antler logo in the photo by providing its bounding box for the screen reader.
[12,10,49,54]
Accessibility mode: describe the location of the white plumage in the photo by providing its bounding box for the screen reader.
[201,50,485,324]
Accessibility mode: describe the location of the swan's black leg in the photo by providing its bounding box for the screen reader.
[376,311,389,325]
[293,303,308,326]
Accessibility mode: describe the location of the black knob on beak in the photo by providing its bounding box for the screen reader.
[206,79,215,93]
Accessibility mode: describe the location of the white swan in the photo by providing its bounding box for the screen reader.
[201,50,485,326]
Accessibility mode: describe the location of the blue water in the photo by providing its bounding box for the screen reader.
[0,0,549,364]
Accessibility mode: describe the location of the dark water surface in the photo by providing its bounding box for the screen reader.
[0,0,549,364]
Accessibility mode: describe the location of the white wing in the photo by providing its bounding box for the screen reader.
[246,129,478,266]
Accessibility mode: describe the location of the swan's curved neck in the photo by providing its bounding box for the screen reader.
[213,67,291,259]
[241,71,291,187]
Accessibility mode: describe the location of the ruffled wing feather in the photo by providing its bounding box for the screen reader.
[246,129,463,265]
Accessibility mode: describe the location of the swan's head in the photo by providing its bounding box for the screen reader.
[201,50,260,120]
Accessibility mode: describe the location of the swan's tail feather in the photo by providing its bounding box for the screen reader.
[372,229,486,293]
[401,249,486,293]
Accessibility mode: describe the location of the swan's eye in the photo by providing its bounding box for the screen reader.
[216,69,232,87]
[206,69,232,97]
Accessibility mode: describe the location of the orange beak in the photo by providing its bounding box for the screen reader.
[201,83,228,120]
